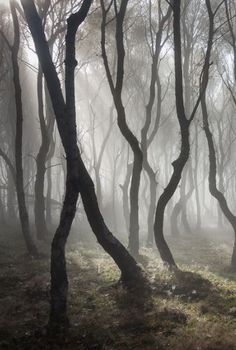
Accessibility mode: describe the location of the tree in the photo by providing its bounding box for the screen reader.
[153,0,203,268]
[0,0,38,257]
[20,0,144,329]
[140,1,171,247]
[100,0,143,257]
[201,0,236,271]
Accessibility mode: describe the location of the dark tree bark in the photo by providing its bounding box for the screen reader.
[6,1,38,257]
[20,0,144,328]
[100,0,143,257]
[34,1,67,239]
[153,0,201,268]
[34,67,50,240]
[141,4,172,248]
[45,98,56,226]
[201,0,236,271]
[193,121,201,230]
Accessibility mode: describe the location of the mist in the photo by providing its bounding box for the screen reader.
[0,1,235,349]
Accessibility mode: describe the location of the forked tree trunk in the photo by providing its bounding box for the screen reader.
[141,5,171,248]
[20,0,144,328]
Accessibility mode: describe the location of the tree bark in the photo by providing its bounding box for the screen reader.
[120,162,132,234]
[154,0,201,267]
[10,1,38,257]
[100,0,143,257]
[20,0,144,328]
[142,5,171,247]
[34,67,50,240]
[201,0,236,271]
[193,121,201,230]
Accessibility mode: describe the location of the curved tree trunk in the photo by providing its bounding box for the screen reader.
[21,0,144,328]
[141,5,171,248]
[154,127,190,267]
[100,0,143,257]
[201,0,236,270]
[154,0,201,268]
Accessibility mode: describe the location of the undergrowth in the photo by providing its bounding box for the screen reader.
[0,230,235,349]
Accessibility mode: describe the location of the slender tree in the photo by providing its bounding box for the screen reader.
[153,0,202,267]
[0,0,38,256]
[100,0,143,257]
[141,1,172,247]
[20,0,144,328]
[201,0,236,271]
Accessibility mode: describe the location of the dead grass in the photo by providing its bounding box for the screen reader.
[0,229,235,349]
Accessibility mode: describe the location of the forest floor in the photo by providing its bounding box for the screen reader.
[0,226,236,349]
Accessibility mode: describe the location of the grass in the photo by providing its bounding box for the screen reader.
[0,227,236,349]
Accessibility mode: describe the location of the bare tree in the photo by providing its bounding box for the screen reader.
[100,0,143,257]
[0,0,38,256]
[202,0,236,271]
[20,0,144,329]
[153,0,202,268]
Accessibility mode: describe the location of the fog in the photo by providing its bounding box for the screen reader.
[0,1,236,349]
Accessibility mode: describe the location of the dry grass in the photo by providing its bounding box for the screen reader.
[0,228,236,349]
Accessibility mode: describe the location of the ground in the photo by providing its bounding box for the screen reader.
[0,226,236,349]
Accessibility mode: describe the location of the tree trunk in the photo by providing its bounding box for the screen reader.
[101,0,143,257]
[7,167,17,222]
[50,171,78,327]
[46,159,52,225]
[171,201,181,236]
[193,121,201,230]
[20,0,145,328]
[141,5,171,247]
[181,162,194,233]
[154,127,190,267]
[120,162,132,234]
[34,68,50,240]
[0,190,6,224]
[10,1,38,257]
[201,0,236,271]
[154,0,193,268]
[146,174,157,247]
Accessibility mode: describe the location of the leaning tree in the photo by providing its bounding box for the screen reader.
[20,0,145,329]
